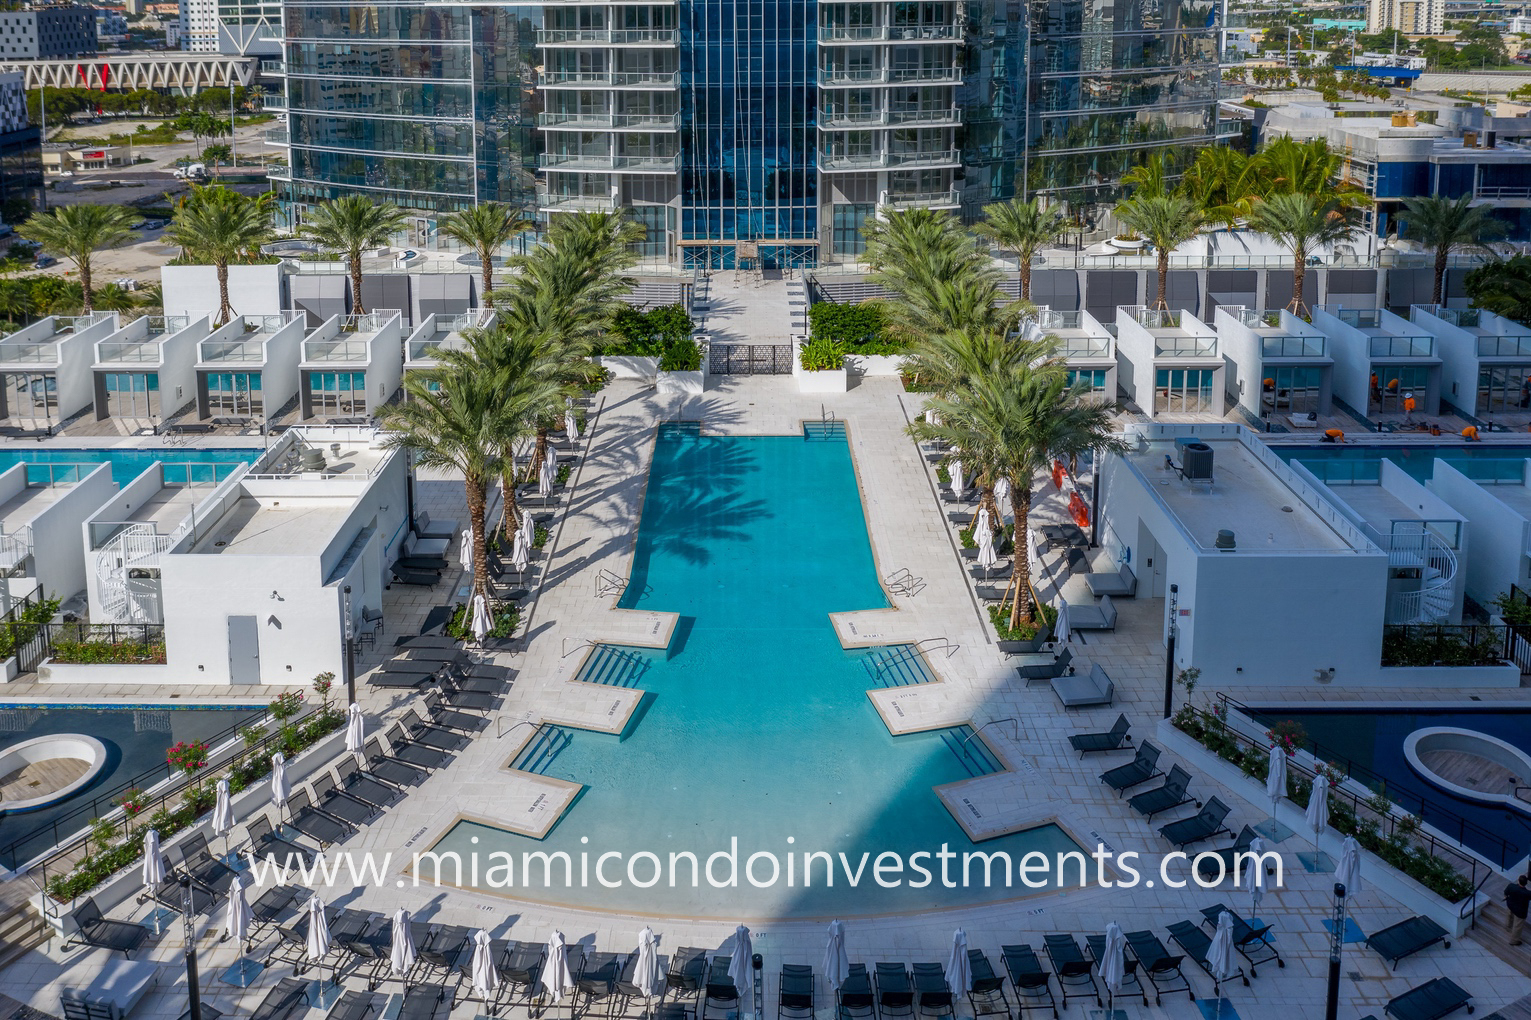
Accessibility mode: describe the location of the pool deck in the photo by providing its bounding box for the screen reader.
[3,287,1531,1020]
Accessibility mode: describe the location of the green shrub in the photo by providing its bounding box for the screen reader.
[446,601,520,640]
[659,338,702,371]
[0,596,62,659]
[800,337,845,372]
[987,601,1057,642]
[49,639,166,664]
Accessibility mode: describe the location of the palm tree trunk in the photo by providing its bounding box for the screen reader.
[1433,246,1448,306]
[1008,481,1035,631]
[216,260,232,327]
[979,483,999,532]
[1292,252,1307,314]
[1019,258,1032,303]
[527,428,549,483]
[481,253,494,310]
[499,468,520,542]
[466,476,491,601]
[79,255,93,314]
[349,254,365,315]
[1156,252,1169,310]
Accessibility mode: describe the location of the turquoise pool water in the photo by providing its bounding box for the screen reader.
[0,704,266,869]
[432,426,1079,917]
[0,447,260,486]
[1275,443,1531,484]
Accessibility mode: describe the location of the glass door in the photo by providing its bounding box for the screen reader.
[1268,366,1322,414]
[102,372,161,423]
[1371,365,1431,413]
[1155,368,1214,413]
[1478,364,1531,415]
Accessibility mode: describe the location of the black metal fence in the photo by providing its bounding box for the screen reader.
[709,344,793,375]
[1380,624,1511,669]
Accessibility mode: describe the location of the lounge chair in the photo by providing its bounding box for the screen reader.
[704,957,740,1020]
[143,872,218,916]
[1100,741,1164,796]
[389,564,442,586]
[248,884,307,940]
[366,666,437,689]
[1166,920,1248,990]
[1068,595,1117,631]
[1195,825,1260,884]
[249,978,312,1020]
[245,815,318,869]
[1197,905,1284,974]
[998,945,1055,1018]
[361,736,432,787]
[1366,916,1451,970]
[1382,978,1473,1020]
[494,940,546,1012]
[1069,713,1131,756]
[421,689,489,732]
[1123,930,1193,1006]
[577,950,629,1015]
[414,512,460,541]
[284,788,356,847]
[1084,934,1144,1006]
[965,950,1009,1020]
[874,963,913,1018]
[1085,563,1137,597]
[326,990,382,1020]
[974,585,1007,602]
[394,555,450,572]
[431,676,501,711]
[970,564,1012,581]
[414,926,472,986]
[383,722,455,770]
[666,946,708,1004]
[1041,934,1100,1010]
[332,916,392,992]
[778,964,814,1020]
[1016,647,1073,684]
[62,897,151,957]
[398,985,452,1020]
[838,963,875,1020]
[911,963,953,1020]
[1158,796,1232,849]
[1051,663,1114,708]
[400,707,469,751]
[310,773,382,827]
[1127,764,1195,819]
[175,832,238,895]
[60,957,162,1020]
[333,756,405,808]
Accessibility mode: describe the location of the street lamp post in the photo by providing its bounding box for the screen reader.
[1325,882,1348,1020]
[180,875,202,1020]
[1162,583,1179,719]
[342,584,355,705]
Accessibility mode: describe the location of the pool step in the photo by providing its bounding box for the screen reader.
[575,645,649,688]
[942,725,1005,778]
[803,421,847,441]
[660,422,702,440]
[0,903,48,971]
[511,724,572,775]
[861,644,937,688]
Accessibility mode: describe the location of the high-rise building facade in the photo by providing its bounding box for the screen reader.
[0,6,98,59]
[1367,0,1442,36]
[274,0,1219,266]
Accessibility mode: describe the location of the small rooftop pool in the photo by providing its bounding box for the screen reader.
[0,447,260,486]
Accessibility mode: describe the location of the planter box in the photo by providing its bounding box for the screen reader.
[36,662,174,685]
[846,353,905,376]
[598,355,660,380]
[656,370,704,394]
[1155,720,1481,936]
[1,656,16,683]
[797,367,848,393]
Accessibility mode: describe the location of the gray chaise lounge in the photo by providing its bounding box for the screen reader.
[1051,663,1114,708]
[1085,564,1137,597]
[1069,595,1118,631]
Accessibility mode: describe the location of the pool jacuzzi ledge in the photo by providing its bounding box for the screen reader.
[1403,726,1531,816]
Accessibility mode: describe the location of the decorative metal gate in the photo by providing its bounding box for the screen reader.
[709,344,793,375]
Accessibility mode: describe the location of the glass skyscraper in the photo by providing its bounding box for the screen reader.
[273,0,1219,264]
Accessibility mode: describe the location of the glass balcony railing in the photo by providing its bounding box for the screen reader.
[304,339,370,362]
[0,342,59,364]
[96,341,161,364]
[538,152,680,172]
[881,188,960,210]
[1058,337,1112,358]
[537,70,679,87]
[1477,336,1531,357]
[1132,307,1180,329]
[818,23,961,42]
[1368,335,1435,358]
[1261,335,1326,358]
[819,148,958,170]
[266,165,291,180]
[1416,305,1481,328]
[1235,307,1284,329]
[200,339,266,363]
[1155,337,1218,357]
[1339,308,1384,329]
[538,111,680,130]
[540,194,620,212]
[536,27,679,44]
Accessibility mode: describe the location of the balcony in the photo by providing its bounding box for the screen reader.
[818,66,962,86]
[1234,307,1282,329]
[199,339,266,363]
[818,23,962,42]
[266,164,290,180]
[1058,336,1112,358]
[259,59,285,75]
[818,148,958,171]
[539,152,680,172]
[537,27,679,45]
[881,187,961,210]
[0,342,59,365]
[1261,335,1326,358]
[537,69,679,88]
[1475,186,1531,201]
[1477,336,1531,358]
[538,111,680,130]
[96,342,161,364]
[819,107,961,128]
[1154,337,1218,357]
[264,127,288,145]
[1132,307,1180,329]
[261,93,286,112]
[1338,308,1384,329]
[539,193,621,213]
[1418,305,1480,328]
[1368,335,1435,359]
[304,339,370,362]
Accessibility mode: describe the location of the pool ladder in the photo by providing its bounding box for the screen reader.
[885,567,925,597]
[595,569,627,598]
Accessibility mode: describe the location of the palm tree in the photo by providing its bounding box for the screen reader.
[1400,194,1507,305]
[0,279,33,326]
[1465,256,1531,326]
[1179,146,1261,230]
[1247,192,1360,314]
[913,357,1123,629]
[165,185,275,325]
[299,195,408,315]
[18,204,138,313]
[438,203,533,308]
[862,208,1014,338]
[975,197,1067,302]
[1119,151,1172,199]
[92,282,137,313]
[1113,194,1205,309]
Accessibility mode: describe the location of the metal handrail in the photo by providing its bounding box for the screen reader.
[960,717,1018,753]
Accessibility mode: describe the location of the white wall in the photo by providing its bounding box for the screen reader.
[1311,307,1372,414]
[1113,310,1153,411]
[1410,306,1481,415]
[28,464,115,602]
[364,313,404,411]
[159,317,207,418]
[161,264,286,320]
[1429,460,1531,605]
[58,316,120,418]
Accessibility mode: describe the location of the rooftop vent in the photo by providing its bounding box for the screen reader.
[1215,529,1237,551]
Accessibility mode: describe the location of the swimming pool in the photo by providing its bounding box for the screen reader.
[0,703,265,869]
[1275,444,1531,484]
[1247,705,1531,868]
[430,425,1080,917]
[0,447,261,486]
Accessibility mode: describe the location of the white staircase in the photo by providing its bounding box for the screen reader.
[94,524,170,624]
[1385,531,1458,624]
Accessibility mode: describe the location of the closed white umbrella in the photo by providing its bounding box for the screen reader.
[538,449,556,498]
[635,926,662,999]
[823,920,850,992]
[994,476,1011,516]
[471,593,492,643]
[1246,835,1268,914]
[471,929,499,999]
[1266,745,1288,813]
[727,925,752,1000]
[1099,923,1126,1008]
[305,895,331,964]
[225,874,251,945]
[975,513,998,579]
[949,458,965,494]
[1054,597,1072,646]
[974,507,992,536]
[565,401,580,441]
[1335,834,1363,895]
[271,752,288,810]
[520,507,535,552]
[141,828,165,887]
[540,931,575,1003]
[511,529,530,575]
[390,907,417,978]
[345,704,365,753]
[1307,774,1331,848]
[459,528,473,571]
[1208,910,1237,993]
[944,929,970,1001]
[212,778,234,839]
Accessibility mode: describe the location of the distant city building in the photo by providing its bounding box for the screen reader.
[124,0,144,13]
[1367,0,1443,36]
[0,70,43,221]
[211,0,279,55]
[1313,18,1369,30]
[1352,50,1427,69]
[0,6,99,59]
[177,0,217,50]
[94,6,128,40]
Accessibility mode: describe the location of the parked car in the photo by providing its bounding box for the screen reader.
[142,219,167,230]
[32,255,57,269]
